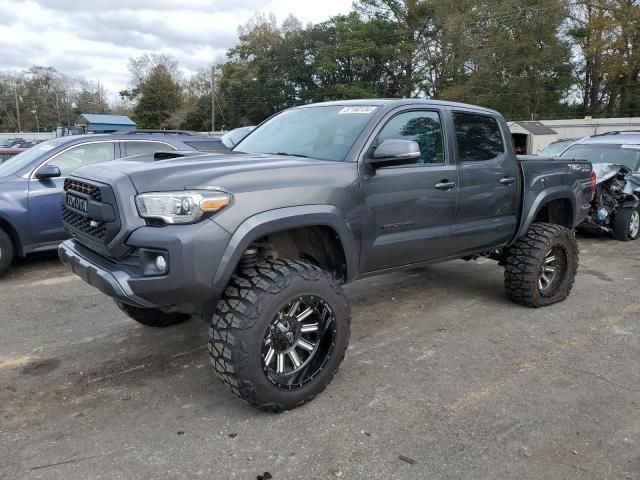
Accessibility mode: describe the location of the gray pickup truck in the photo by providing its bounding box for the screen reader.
[59,100,593,411]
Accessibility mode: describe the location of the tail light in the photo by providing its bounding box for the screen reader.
[590,170,597,201]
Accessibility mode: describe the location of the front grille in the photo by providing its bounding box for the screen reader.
[61,206,106,240]
[64,179,102,201]
[61,178,120,245]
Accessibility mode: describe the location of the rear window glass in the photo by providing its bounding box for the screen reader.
[185,141,226,152]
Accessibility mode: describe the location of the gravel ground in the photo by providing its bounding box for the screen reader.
[0,235,638,480]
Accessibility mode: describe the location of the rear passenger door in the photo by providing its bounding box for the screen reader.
[360,108,458,272]
[452,111,519,253]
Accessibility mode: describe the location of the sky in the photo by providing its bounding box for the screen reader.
[0,0,354,100]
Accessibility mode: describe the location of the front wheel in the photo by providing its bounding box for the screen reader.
[504,223,579,308]
[612,206,640,241]
[209,259,350,412]
[0,228,13,278]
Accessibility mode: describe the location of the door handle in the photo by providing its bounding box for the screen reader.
[434,181,456,190]
[500,177,516,185]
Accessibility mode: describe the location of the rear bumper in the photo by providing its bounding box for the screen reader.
[59,220,232,311]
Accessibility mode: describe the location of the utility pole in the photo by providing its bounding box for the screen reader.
[14,87,21,132]
[211,65,215,134]
[32,100,40,133]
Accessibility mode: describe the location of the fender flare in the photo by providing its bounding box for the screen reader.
[517,186,577,238]
[211,205,358,295]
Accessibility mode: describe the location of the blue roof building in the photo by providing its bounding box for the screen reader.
[76,114,136,133]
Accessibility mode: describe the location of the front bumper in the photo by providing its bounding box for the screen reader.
[59,240,155,308]
[59,220,232,311]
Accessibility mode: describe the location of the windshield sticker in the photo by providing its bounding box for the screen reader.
[38,145,55,151]
[621,144,640,150]
[338,106,377,114]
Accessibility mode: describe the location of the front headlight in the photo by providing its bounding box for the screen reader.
[135,190,232,225]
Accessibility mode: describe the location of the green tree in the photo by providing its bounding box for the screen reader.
[217,14,314,127]
[569,0,640,117]
[436,0,573,120]
[132,65,182,128]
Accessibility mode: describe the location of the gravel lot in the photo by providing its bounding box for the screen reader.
[1,235,639,480]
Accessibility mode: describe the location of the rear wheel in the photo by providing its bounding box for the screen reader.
[114,300,191,327]
[0,228,13,278]
[209,258,350,412]
[504,223,579,308]
[612,206,640,241]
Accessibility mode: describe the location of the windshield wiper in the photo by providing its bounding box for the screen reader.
[268,152,310,158]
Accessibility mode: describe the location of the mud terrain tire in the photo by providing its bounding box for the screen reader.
[504,223,578,308]
[209,258,350,412]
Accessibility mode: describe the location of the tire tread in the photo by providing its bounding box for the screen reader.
[504,222,579,308]
[209,258,350,412]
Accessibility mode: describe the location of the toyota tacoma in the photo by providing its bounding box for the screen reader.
[59,100,593,411]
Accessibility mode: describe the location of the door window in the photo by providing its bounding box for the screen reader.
[124,141,175,157]
[375,111,445,165]
[48,142,116,176]
[453,113,504,162]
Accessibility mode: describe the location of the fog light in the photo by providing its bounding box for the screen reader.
[155,255,167,272]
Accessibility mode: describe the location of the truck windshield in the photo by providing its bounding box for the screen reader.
[233,105,378,161]
[560,144,640,172]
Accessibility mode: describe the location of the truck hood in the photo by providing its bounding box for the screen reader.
[73,152,336,193]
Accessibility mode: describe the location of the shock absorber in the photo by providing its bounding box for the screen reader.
[240,247,259,269]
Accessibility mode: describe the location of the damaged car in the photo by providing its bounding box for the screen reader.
[559,133,640,241]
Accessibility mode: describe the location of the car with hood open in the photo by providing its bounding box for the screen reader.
[559,132,640,241]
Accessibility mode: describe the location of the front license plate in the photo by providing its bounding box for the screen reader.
[66,193,88,213]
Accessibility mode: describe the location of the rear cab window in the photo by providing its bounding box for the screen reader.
[453,112,505,162]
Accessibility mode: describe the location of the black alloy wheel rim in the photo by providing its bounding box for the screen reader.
[261,295,337,389]
[538,245,568,297]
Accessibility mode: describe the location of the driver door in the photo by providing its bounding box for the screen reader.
[360,108,458,272]
[28,142,116,245]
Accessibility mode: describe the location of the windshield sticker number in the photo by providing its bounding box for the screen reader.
[621,144,640,150]
[338,106,377,114]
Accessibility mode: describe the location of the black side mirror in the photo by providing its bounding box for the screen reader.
[35,165,61,180]
[366,139,421,168]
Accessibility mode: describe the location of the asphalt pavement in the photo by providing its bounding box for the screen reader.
[1,235,639,480]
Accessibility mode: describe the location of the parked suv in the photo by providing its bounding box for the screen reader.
[60,100,592,411]
[0,130,223,276]
[559,132,640,240]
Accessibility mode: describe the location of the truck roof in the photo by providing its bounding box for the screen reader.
[295,98,500,115]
